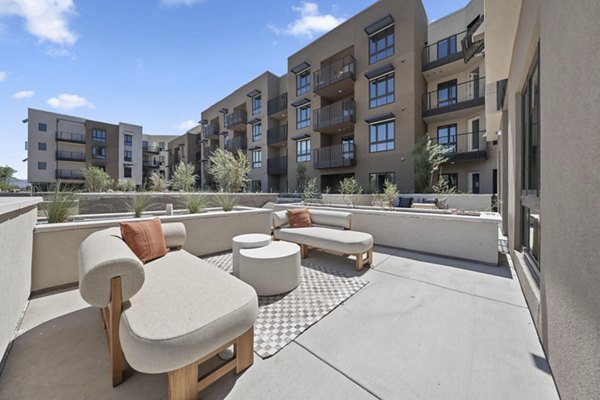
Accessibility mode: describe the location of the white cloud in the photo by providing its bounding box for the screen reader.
[0,71,6,81]
[160,0,206,6]
[12,90,34,99]
[175,120,197,131]
[46,46,76,59]
[46,93,94,110]
[268,2,345,39]
[0,0,78,45]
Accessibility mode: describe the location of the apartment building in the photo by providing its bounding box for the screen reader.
[142,134,176,181]
[167,128,202,185]
[26,108,143,189]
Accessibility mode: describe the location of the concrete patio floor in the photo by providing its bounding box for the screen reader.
[0,247,559,400]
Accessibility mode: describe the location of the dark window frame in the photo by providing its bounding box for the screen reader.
[251,95,262,115]
[124,166,132,178]
[441,173,458,189]
[296,69,311,96]
[437,35,457,60]
[38,142,47,151]
[437,124,458,153]
[437,79,458,107]
[252,122,262,142]
[92,146,106,160]
[369,119,395,153]
[296,105,311,129]
[251,149,262,169]
[92,128,106,142]
[369,172,395,193]
[124,149,133,162]
[369,73,395,109]
[124,134,133,146]
[38,161,47,170]
[38,123,47,132]
[296,138,311,162]
[369,25,394,64]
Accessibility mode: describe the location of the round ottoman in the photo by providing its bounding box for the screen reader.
[239,241,301,296]
[232,233,271,277]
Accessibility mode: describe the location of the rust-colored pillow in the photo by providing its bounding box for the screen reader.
[288,208,312,228]
[120,218,167,264]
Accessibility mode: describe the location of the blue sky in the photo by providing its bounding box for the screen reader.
[0,0,468,179]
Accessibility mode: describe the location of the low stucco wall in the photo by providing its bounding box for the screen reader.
[273,204,500,265]
[321,193,493,211]
[32,207,271,292]
[0,197,41,358]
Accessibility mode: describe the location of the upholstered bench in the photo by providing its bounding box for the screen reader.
[78,222,258,400]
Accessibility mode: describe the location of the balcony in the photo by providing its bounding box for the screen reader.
[56,131,85,144]
[56,150,85,162]
[313,99,356,134]
[313,144,356,169]
[267,124,288,146]
[143,160,160,168]
[267,156,288,175]
[422,77,485,121]
[430,131,488,162]
[313,55,356,98]
[203,124,220,139]
[203,144,219,160]
[225,135,247,153]
[225,110,247,131]
[55,168,84,180]
[142,145,160,154]
[422,31,467,71]
[267,93,288,119]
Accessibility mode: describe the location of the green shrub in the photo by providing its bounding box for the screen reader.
[148,171,169,192]
[171,162,198,192]
[302,178,320,204]
[338,177,363,208]
[45,183,76,223]
[83,165,113,192]
[215,194,237,212]
[127,194,150,218]
[116,179,136,192]
[206,149,250,193]
[184,193,208,214]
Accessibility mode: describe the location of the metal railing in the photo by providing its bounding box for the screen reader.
[203,144,219,159]
[314,55,356,92]
[56,169,84,179]
[313,143,356,169]
[267,93,288,116]
[56,150,85,161]
[267,156,288,175]
[143,145,160,153]
[203,124,220,139]
[225,136,247,153]
[422,30,467,68]
[429,131,487,160]
[313,99,356,131]
[56,131,86,144]
[267,124,288,145]
[422,77,485,114]
[225,110,247,129]
[143,159,159,167]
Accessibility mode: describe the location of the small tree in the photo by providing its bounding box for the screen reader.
[302,178,320,204]
[0,165,17,190]
[171,162,198,192]
[83,165,112,192]
[338,177,363,208]
[296,163,308,193]
[413,136,448,192]
[148,171,169,192]
[381,179,399,209]
[116,179,136,192]
[206,148,250,193]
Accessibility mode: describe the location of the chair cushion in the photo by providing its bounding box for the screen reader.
[288,208,312,228]
[274,227,373,255]
[120,219,167,264]
[397,196,413,208]
[119,250,258,374]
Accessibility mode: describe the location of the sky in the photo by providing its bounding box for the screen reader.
[0,0,468,179]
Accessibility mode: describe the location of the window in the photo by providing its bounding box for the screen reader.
[342,137,354,160]
[296,139,311,162]
[252,149,262,169]
[252,122,262,142]
[252,95,262,115]
[437,80,457,107]
[296,105,311,129]
[124,166,132,178]
[92,128,106,142]
[369,120,395,152]
[92,146,106,160]
[369,25,394,64]
[38,123,47,132]
[250,180,262,192]
[159,141,165,150]
[437,35,457,60]
[124,134,133,146]
[441,173,458,189]
[369,172,395,193]
[124,150,132,162]
[437,124,457,153]
[38,142,47,151]
[369,73,395,108]
[142,140,149,149]
[38,161,46,170]
[296,69,311,96]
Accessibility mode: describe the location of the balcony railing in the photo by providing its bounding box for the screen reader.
[422,30,467,70]
[225,110,247,130]
[203,124,220,139]
[56,131,85,144]
[143,145,160,153]
[429,131,487,162]
[56,169,84,180]
[267,124,288,146]
[203,144,218,160]
[313,99,356,132]
[143,160,160,168]
[314,55,356,93]
[313,144,356,169]
[225,136,247,153]
[56,150,85,162]
[267,156,288,175]
[422,77,485,117]
[267,93,288,117]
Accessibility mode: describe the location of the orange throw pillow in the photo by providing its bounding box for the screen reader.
[120,218,167,264]
[288,208,312,228]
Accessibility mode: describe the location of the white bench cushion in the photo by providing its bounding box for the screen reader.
[119,250,258,374]
[274,227,373,255]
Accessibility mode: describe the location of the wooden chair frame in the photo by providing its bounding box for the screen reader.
[100,276,254,400]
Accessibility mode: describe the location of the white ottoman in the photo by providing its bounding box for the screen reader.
[239,241,301,296]
[232,233,271,277]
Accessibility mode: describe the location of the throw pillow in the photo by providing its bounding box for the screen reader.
[287,208,312,228]
[120,218,167,264]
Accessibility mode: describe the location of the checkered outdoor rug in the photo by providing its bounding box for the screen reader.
[202,252,369,358]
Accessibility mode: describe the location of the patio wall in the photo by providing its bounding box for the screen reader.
[321,193,493,211]
[273,204,500,265]
[31,207,271,292]
[0,198,41,359]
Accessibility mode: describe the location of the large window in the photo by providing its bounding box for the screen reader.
[251,149,262,169]
[38,123,47,132]
[124,166,132,178]
[250,180,262,192]
[296,69,311,96]
[252,122,262,142]
[252,95,262,115]
[296,138,311,162]
[369,73,395,108]
[342,137,354,160]
[124,134,133,146]
[437,124,457,153]
[441,173,458,189]
[437,35,457,60]
[437,80,457,107]
[92,146,106,160]
[92,128,106,142]
[124,149,132,162]
[521,45,541,271]
[38,161,46,170]
[296,105,311,129]
[369,120,395,152]
[38,142,47,151]
[369,25,394,64]
[369,172,395,193]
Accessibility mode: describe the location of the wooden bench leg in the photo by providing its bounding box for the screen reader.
[355,253,364,271]
[235,327,254,374]
[109,277,123,387]
[301,244,309,259]
[367,248,373,265]
[168,363,198,400]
